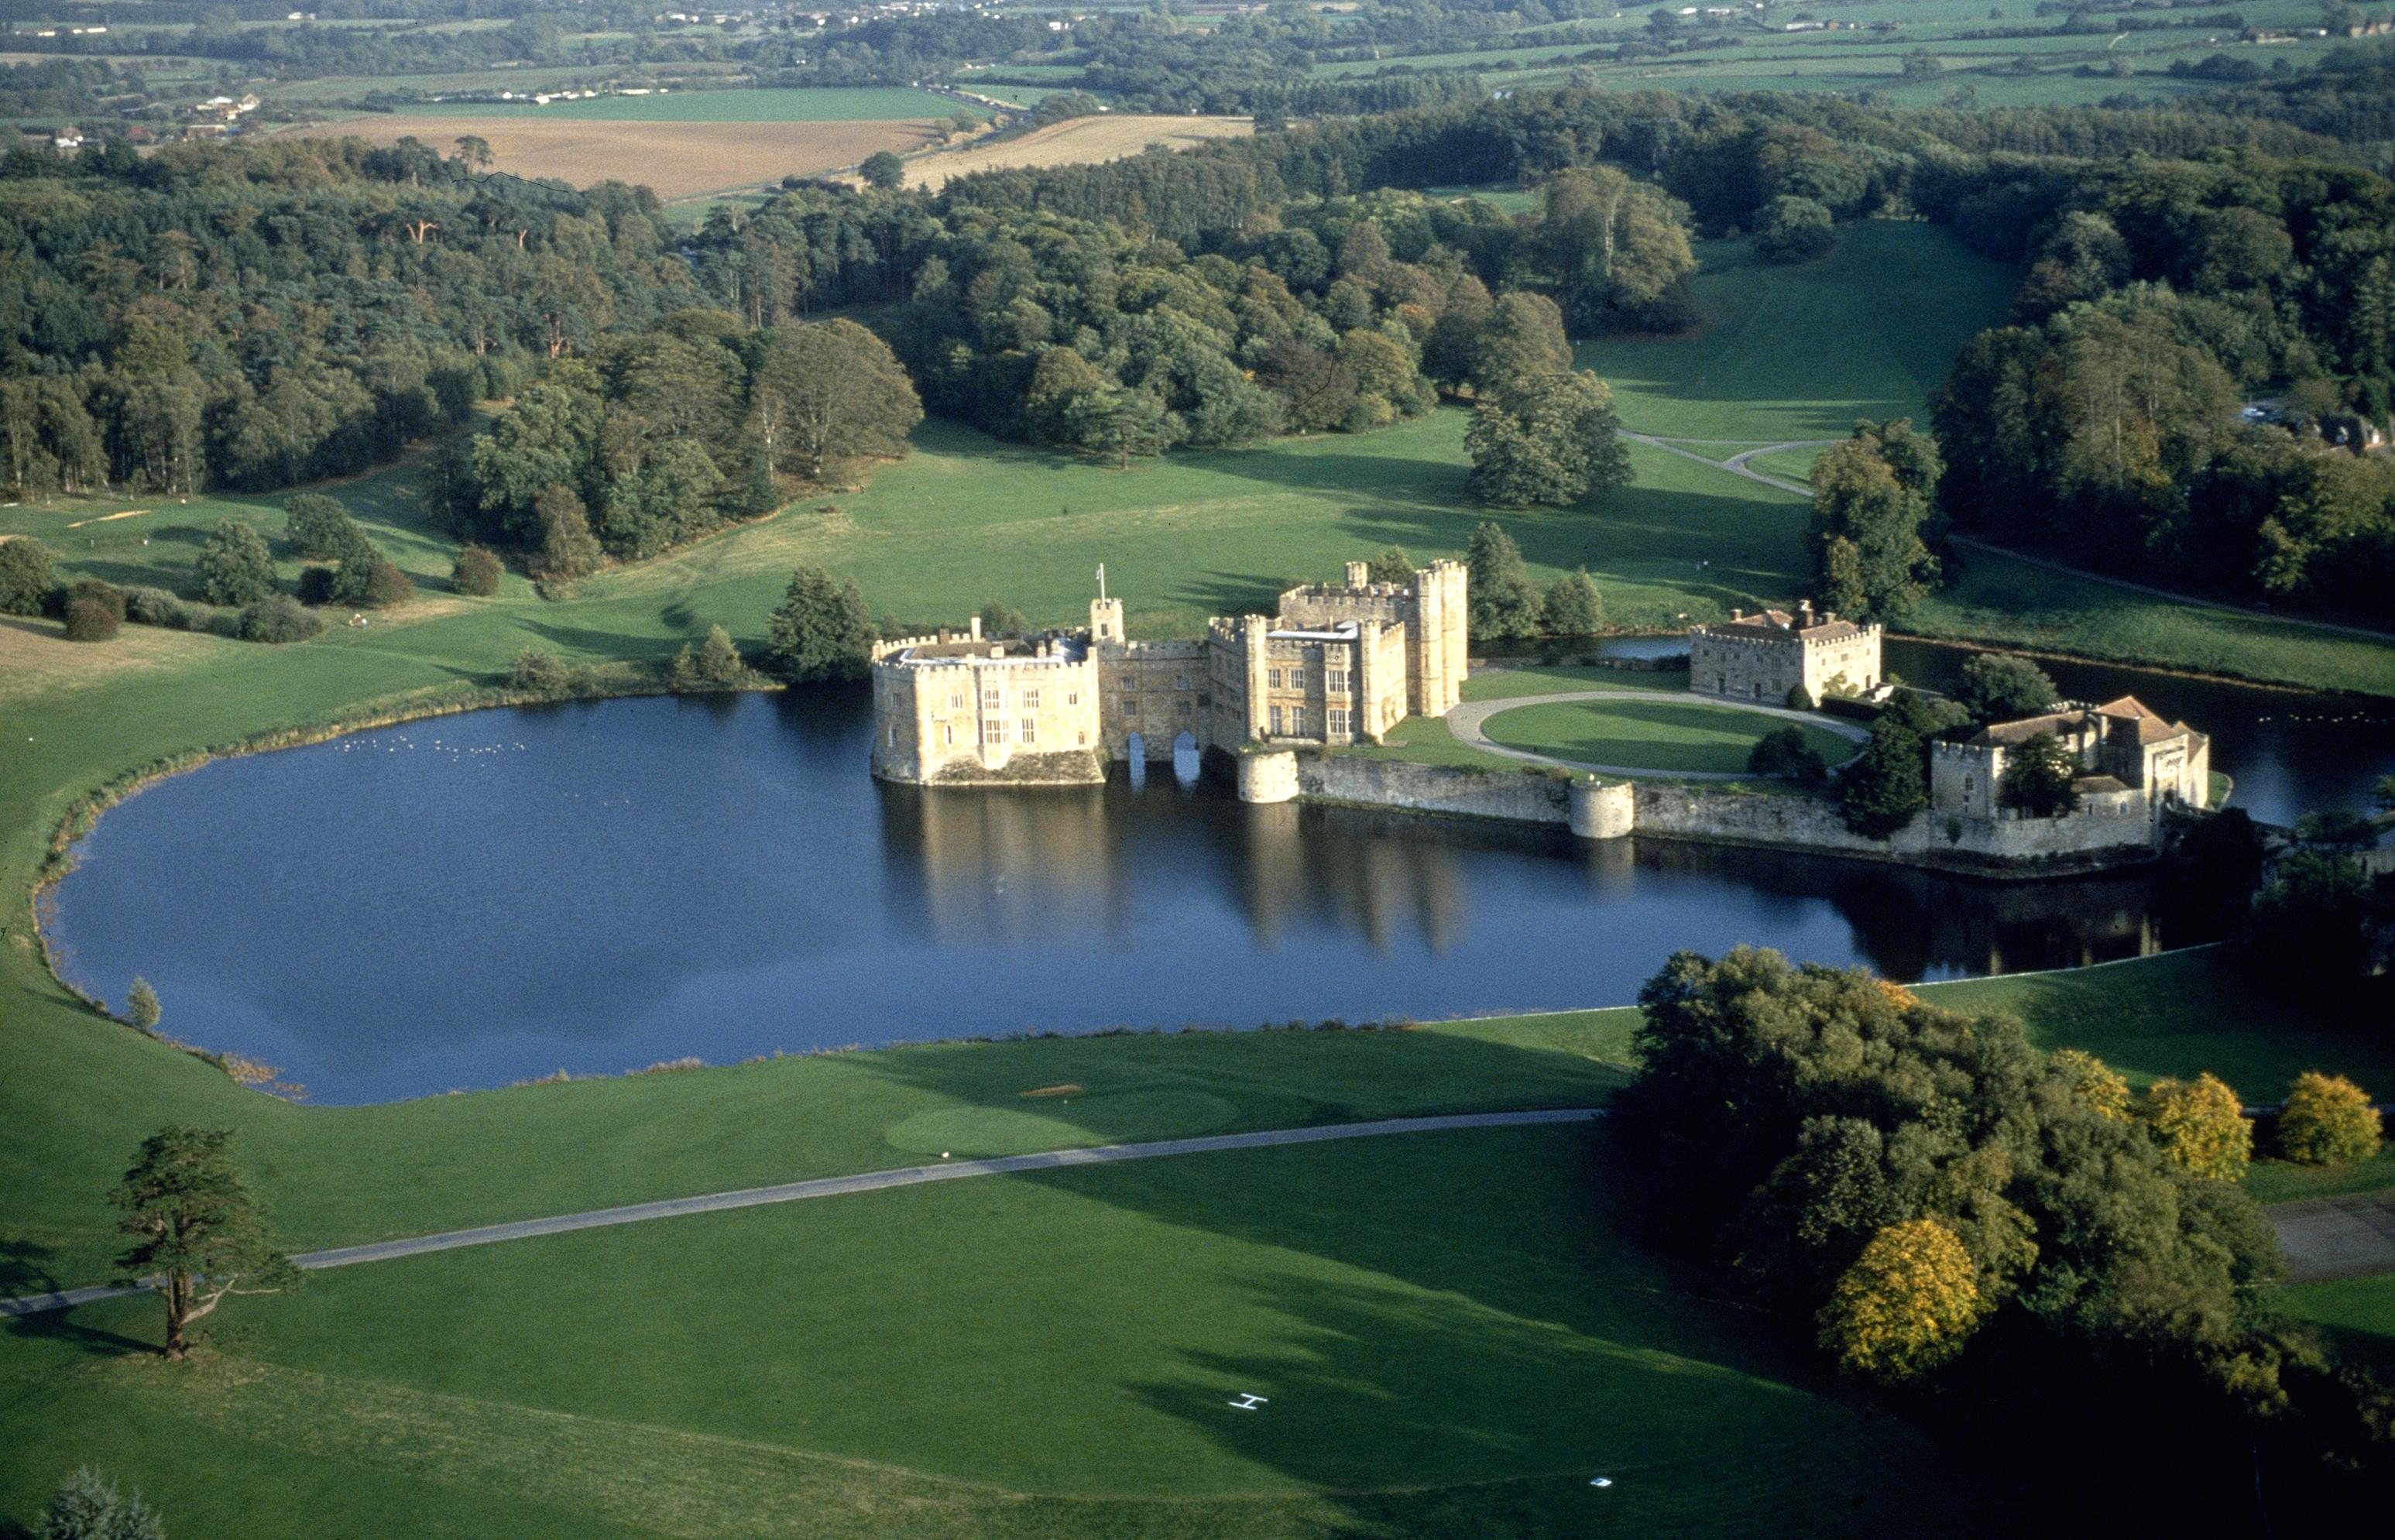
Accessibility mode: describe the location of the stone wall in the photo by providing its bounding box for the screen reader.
[1291,754,1573,825]
[1629,784,2160,872]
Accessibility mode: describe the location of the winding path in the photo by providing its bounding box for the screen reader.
[1626,430,2395,645]
[0,1108,1601,1322]
[1445,688,1867,780]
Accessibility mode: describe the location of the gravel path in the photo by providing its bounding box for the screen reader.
[1445,689,1867,780]
[0,1108,1602,1320]
[2269,1191,2395,1284]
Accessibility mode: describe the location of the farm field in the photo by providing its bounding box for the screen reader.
[280,113,945,198]
[387,87,978,121]
[860,113,1254,192]
[1478,695,1858,774]
[0,1125,1992,1539]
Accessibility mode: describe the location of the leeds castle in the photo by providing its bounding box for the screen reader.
[870,559,1469,784]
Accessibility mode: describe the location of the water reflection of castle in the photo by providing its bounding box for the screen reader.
[873,779,2181,979]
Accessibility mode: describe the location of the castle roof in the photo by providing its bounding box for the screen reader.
[1703,605,1868,643]
[1969,695,2202,751]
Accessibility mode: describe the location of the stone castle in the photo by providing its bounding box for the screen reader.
[870,559,1469,784]
[1930,695,2211,819]
[1688,601,1882,706]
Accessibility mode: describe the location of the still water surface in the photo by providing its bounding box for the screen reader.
[48,683,2260,1105]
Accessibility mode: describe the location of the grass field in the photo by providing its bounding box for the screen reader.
[2275,1275,2395,1378]
[389,87,975,121]
[0,1125,1990,1539]
[1480,696,1858,774]
[856,114,1254,193]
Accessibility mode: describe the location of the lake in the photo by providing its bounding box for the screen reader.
[46,681,2249,1106]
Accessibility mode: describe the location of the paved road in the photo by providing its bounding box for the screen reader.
[0,1108,1602,1321]
[1628,430,2395,645]
[1446,688,1867,780]
[2270,1191,2395,1284]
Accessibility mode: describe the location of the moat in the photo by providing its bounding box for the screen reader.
[46,651,2395,1105]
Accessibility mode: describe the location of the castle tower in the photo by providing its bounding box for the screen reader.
[1090,595,1124,646]
[1344,560,1371,588]
[1408,559,1468,718]
[1241,615,1272,741]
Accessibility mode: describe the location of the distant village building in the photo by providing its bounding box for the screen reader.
[870,560,1467,783]
[1930,696,2211,819]
[1687,601,1882,706]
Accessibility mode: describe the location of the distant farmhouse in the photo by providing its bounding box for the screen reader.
[870,560,1467,784]
[1688,602,1882,708]
[1932,697,2211,819]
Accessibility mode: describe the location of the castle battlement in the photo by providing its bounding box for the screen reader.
[1688,599,1882,705]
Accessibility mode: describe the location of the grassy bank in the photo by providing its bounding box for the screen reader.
[1477,696,1858,775]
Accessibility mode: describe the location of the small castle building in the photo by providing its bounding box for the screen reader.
[870,559,1468,784]
[1689,601,1882,707]
[1930,695,2211,819]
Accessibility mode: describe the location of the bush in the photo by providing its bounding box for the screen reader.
[122,586,191,629]
[0,537,59,615]
[38,1466,166,1540]
[1748,725,1827,784]
[351,557,415,609]
[236,594,324,644]
[1755,195,1836,264]
[2278,1072,2383,1166]
[197,520,278,607]
[671,624,748,691]
[282,492,358,560]
[63,596,119,641]
[509,645,571,693]
[451,545,503,597]
[65,578,125,625]
[2141,1073,2252,1182]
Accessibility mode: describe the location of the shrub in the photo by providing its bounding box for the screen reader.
[282,492,358,559]
[2278,1072,2382,1166]
[451,544,503,596]
[38,1466,166,1540]
[67,578,125,625]
[63,597,119,641]
[236,594,324,644]
[2142,1073,2252,1182]
[197,520,277,607]
[671,624,748,691]
[0,537,60,614]
[351,557,414,609]
[1748,725,1827,784]
[509,645,571,693]
[126,977,161,1032]
[122,586,191,629]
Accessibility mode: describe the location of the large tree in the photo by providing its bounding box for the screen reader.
[1999,731,2081,818]
[763,565,873,683]
[2277,1072,2383,1168]
[750,319,924,482]
[1953,652,2056,722]
[0,537,59,615]
[1817,1219,1985,1383]
[110,1127,301,1360]
[195,520,277,608]
[1466,520,1539,640]
[1465,370,1632,508]
[1806,420,1942,623]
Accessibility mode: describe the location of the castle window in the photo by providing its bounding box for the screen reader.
[1268,667,1284,690]
[1327,671,1347,693]
[1177,700,1191,719]
[983,719,1006,744]
[943,724,956,746]
[1023,688,1040,708]
[1175,674,1188,691]
[1124,695,1138,718]
[1066,691,1079,706]
[1270,705,1285,734]
[982,688,1001,711]
[887,725,897,746]
[949,691,964,710]
[1330,708,1347,736]
[1021,718,1037,744]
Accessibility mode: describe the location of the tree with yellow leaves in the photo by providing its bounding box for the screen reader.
[1817,1219,1985,1384]
[2050,1048,2131,1122]
[2141,1073,2252,1182]
[2278,1072,2383,1166]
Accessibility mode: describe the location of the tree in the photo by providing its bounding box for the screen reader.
[1365,547,1416,586]
[110,1126,302,1360]
[1999,731,2081,818]
[1953,653,2055,722]
[1540,568,1604,637]
[2278,1072,2383,1167]
[196,520,276,608]
[452,133,493,172]
[509,645,571,693]
[528,484,602,584]
[1837,715,1929,837]
[1755,195,1835,265]
[690,624,746,686]
[752,319,923,481]
[281,493,356,560]
[63,596,119,641]
[126,978,160,1032]
[1,536,60,615]
[451,545,503,597]
[1467,521,1539,640]
[1806,420,1942,623]
[2050,1048,2131,1122]
[764,565,873,684]
[1466,371,1632,508]
[2248,850,2378,999]
[1062,385,1173,470]
[976,600,1031,637]
[1817,1219,1985,1383]
[860,151,906,190]
[1748,725,1827,785]
[2142,1074,2252,1182]
[39,1467,166,1540]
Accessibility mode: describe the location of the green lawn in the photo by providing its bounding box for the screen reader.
[2274,1275,2395,1379]
[1577,223,2016,443]
[1463,664,1690,700]
[0,1126,1988,1539]
[1480,696,1858,775]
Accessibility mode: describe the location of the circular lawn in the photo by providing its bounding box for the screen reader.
[1478,696,1861,776]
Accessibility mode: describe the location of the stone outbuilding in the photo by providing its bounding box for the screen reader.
[1688,601,1882,707]
[1930,695,2211,819]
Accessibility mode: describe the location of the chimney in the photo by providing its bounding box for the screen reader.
[1823,609,1837,624]
[1797,600,1813,628]
[1730,607,1743,622]
[1344,561,1370,588]
[968,615,983,642]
